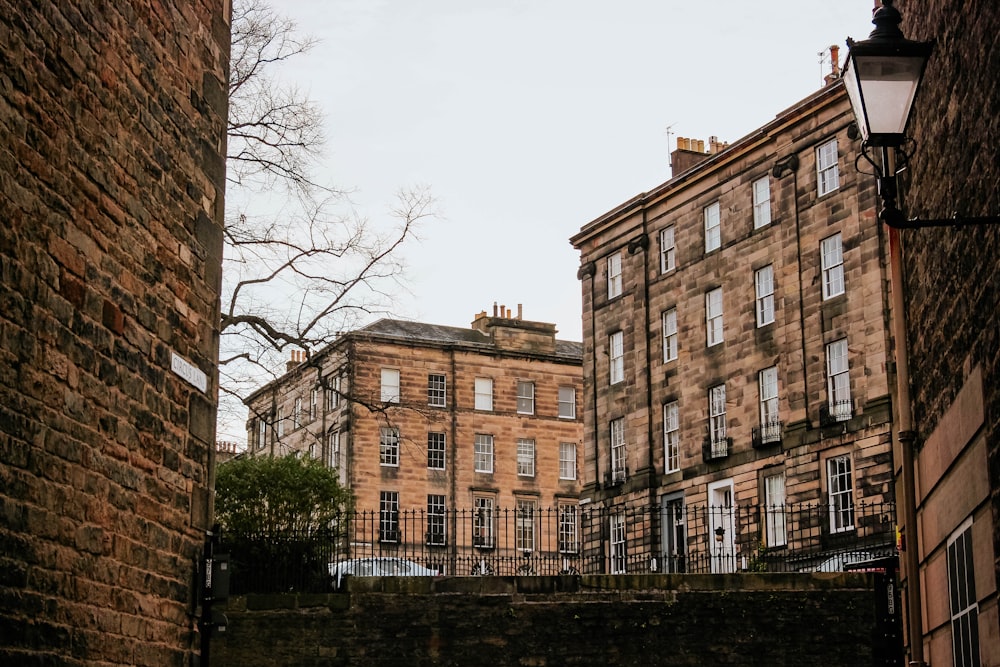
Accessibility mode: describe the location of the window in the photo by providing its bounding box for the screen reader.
[379,427,400,467]
[816,138,840,196]
[754,265,775,326]
[764,472,787,547]
[704,201,721,253]
[257,418,266,450]
[473,495,495,548]
[663,401,680,473]
[326,375,340,411]
[708,384,727,457]
[827,455,855,532]
[310,388,318,421]
[327,430,340,469]
[427,495,446,546]
[276,407,284,437]
[662,308,678,362]
[427,432,445,470]
[379,491,399,542]
[753,177,771,228]
[516,439,535,477]
[948,521,981,667]
[559,442,577,480]
[705,288,724,347]
[610,417,626,482]
[428,373,446,407]
[308,442,318,459]
[758,366,780,444]
[515,499,536,551]
[610,512,627,574]
[474,377,493,411]
[558,386,576,419]
[293,397,302,429]
[659,226,676,273]
[826,338,852,421]
[609,331,624,384]
[380,368,400,403]
[821,233,845,299]
[558,505,579,554]
[516,381,535,415]
[607,251,622,298]
[474,434,494,473]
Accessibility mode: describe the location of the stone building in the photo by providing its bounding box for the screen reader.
[569,74,897,573]
[0,1,229,665]
[890,2,1000,664]
[243,307,583,573]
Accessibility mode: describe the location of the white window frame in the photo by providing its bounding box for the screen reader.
[474,433,494,473]
[827,454,855,533]
[558,386,576,419]
[753,176,771,228]
[380,368,400,403]
[474,377,493,411]
[515,498,536,552]
[427,431,445,470]
[663,401,680,474]
[257,417,266,450]
[759,366,779,434]
[559,442,577,480]
[428,373,447,407]
[659,226,676,273]
[516,438,535,477]
[755,264,775,327]
[704,201,721,253]
[473,495,496,548]
[610,417,626,482]
[379,491,399,542]
[607,251,623,299]
[327,430,340,469]
[662,308,678,362]
[826,338,852,420]
[427,494,446,546]
[817,138,840,196]
[947,519,981,667]
[609,331,624,384]
[708,384,727,457]
[380,426,400,467]
[293,397,302,429]
[764,472,787,547]
[558,504,579,554]
[610,512,627,574]
[310,388,318,421]
[276,407,284,438]
[326,375,340,411]
[516,380,535,415]
[705,288,724,347]
[821,233,845,299]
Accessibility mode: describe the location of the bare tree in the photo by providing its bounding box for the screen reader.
[219,0,434,443]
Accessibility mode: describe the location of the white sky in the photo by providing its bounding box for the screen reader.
[266,0,876,343]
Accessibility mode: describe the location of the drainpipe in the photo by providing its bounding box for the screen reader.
[888,225,924,666]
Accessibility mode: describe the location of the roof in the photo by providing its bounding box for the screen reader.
[355,318,584,359]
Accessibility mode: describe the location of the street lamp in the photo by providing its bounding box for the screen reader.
[844,0,999,228]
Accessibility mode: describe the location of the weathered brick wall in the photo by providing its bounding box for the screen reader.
[212,575,882,666]
[0,1,229,665]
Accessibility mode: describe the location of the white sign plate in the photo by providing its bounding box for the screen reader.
[171,351,208,393]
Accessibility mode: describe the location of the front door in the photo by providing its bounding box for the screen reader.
[708,479,736,573]
[660,494,686,573]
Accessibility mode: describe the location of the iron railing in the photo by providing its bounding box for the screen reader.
[220,501,896,594]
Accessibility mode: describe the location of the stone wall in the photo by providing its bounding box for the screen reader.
[0,1,229,665]
[212,575,884,666]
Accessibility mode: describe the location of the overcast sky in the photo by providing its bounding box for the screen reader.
[265,0,876,343]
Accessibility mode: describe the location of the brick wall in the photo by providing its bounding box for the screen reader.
[212,575,883,666]
[0,1,229,665]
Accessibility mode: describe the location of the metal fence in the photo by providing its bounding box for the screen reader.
[220,501,896,594]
